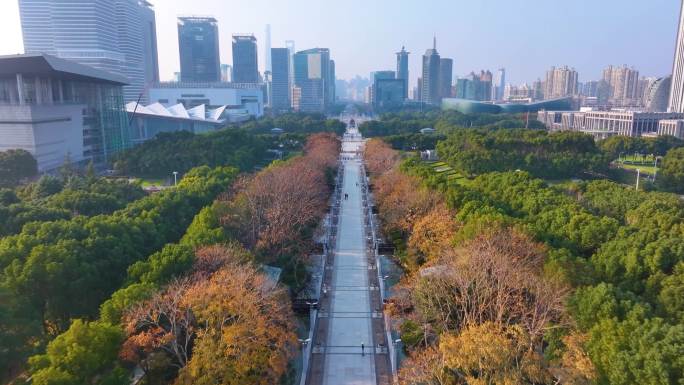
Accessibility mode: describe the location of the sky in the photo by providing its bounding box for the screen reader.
[0,0,681,86]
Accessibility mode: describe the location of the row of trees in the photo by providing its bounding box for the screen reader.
[112,114,345,177]
[367,138,684,384]
[436,128,611,179]
[236,112,346,135]
[0,166,238,379]
[20,133,341,384]
[358,110,544,137]
[0,173,146,237]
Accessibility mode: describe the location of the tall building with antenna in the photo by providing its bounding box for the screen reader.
[421,36,441,105]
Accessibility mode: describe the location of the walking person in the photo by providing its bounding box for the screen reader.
[361,343,365,356]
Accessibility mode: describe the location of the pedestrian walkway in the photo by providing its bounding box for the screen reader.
[321,152,376,385]
[304,124,392,385]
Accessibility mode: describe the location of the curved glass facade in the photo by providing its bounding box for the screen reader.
[442,97,573,114]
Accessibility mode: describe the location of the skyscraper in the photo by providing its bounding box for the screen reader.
[293,48,332,112]
[329,60,336,103]
[396,46,410,99]
[271,48,291,112]
[178,17,220,83]
[421,36,441,105]
[543,66,579,99]
[670,0,684,112]
[232,35,259,83]
[439,58,453,99]
[18,0,159,103]
[493,68,506,101]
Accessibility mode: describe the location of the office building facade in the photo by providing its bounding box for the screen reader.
[396,47,409,99]
[421,37,441,105]
[439,58,453,99]
[18,0,159,103]
[178,17,221,83]
[0,54,129,171]
[232,35,259,83]
[293,48,332,112]
[271,48,291,112]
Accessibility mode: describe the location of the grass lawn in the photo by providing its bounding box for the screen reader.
[138,177,168,187]
[619,163,657,175]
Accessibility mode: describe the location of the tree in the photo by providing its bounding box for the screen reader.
[364,139,400,175]
[406,204,459,270]
[658,147,684,193]
[28,320,126,385]
[439,322,551,385]
[0,149,38,187]
[122,279,195,370]
[177,265,297,385]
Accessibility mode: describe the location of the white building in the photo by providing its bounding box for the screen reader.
[0,54,129,172]
[658,119,684,139]
[148,82,264,119]
[538,109,684,139]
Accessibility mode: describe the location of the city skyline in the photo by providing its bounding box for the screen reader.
[0,0,681,85]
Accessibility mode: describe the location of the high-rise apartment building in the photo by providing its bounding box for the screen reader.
[602,65,640,105]
[396,46,409,99]
[455,71,492,101]
[271,48,291,112]
[293,48,332,112]
[18,0,159,103]
[439,58,454,99]
[421,37,441,105]
[232,35,259,83]
[178,17,220,83]
[493,68,506,101]
[670,0,684,112]
[544,66,579,99]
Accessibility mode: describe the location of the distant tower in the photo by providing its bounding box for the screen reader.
[265,24,272,73]
[494,68,506,101]
[421,35,441,105]
[396,46,410,99]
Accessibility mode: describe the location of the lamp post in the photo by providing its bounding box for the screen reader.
[172,171,178,186]
[636,168,640,191]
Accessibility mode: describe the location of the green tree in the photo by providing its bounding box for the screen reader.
[0,149,38,187]
[658,147,684,193]
[29,320,126,385]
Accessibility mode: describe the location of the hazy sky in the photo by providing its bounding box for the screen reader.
[0,0,681,85]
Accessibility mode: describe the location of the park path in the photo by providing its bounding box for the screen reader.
[305,122,392,385]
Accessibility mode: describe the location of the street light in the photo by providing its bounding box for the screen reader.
[172,171,178,186]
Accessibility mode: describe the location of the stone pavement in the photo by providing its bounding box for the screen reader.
[305,127,391,385]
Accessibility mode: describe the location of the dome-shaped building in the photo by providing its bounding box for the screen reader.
[642,76,672,112]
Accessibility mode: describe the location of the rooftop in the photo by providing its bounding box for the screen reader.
[0,54,128,85]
